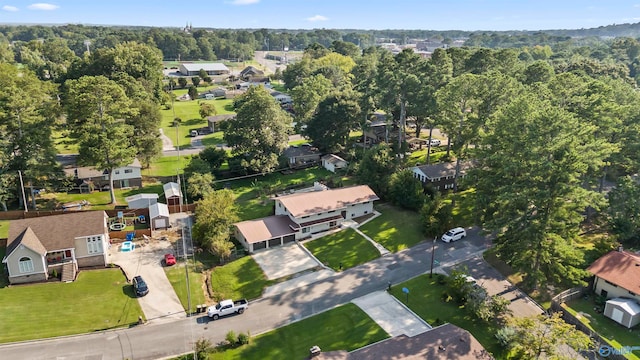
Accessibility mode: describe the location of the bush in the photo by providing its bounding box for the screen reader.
[225,330,236,345]
[237,332,250,345]
[195,337,214,359]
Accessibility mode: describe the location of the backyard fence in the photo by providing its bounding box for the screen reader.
[550,287,628,360]
[109,229,152,242]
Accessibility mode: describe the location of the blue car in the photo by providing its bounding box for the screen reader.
[133,275,149,297]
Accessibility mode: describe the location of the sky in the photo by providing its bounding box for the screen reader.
[1,0,640,31]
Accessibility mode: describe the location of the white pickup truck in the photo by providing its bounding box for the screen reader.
[207,299,248,320]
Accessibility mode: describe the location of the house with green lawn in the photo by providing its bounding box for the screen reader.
[234,185,378,252]
[2,211,110,284]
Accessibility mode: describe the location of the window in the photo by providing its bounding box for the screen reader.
[124,169,133,174]
[630,291,637,296]
[87,236,103,254]
[19,257,34,273]
[329,221,337,227]
[302,227,309,234]
[364,211,369,214]
[114,170,120,175]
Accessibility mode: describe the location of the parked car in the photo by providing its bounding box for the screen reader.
[190,130,199,137]
[133,275,149,297]
[441,227,466,243]
[429,139,441,147]
[164,253,176,266]
[207,299,248,320]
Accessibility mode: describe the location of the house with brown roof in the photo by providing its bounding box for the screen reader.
[411,160,474,192]
[234,185,378,252]
[311,323,491,360]
[2,211,110,284]
[588,249,640,328]
[587,249,640,303]
[61,157,143,191]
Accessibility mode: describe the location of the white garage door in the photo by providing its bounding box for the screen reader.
[154,218,167,229]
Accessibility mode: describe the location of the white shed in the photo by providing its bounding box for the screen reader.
[125,193,159,209]
[149,203,170,230]
[604,298,640,328]
[322,154,349,173]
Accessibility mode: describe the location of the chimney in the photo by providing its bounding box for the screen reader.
[618,245,624,252]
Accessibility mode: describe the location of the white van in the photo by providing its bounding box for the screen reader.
[441,227,466,243]
[190,130,199,137]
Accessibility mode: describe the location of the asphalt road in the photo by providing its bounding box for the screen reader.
[0,229,491,360]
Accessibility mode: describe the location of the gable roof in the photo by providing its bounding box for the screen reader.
[348,323,490,360]
[163,182,182,199]
[61,157,141,179]
[240,66,264,76]
[6,211,107,258]
[125,193,159,203]
[3,227,47,262]
[149,203,170,219]
[282,145,321,158]
[414,160,474,180]
[180,62,229,72]
[588,250,640,293]
[277,185,379,218]
[322,154,348,164]
[606,298,640,316]
[235,215,297,244]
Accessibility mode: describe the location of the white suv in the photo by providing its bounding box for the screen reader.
[441,227,466,243]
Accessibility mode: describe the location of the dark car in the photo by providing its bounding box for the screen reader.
[133,275,149,297]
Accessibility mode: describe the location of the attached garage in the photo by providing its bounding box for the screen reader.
[234,215,297,253]
[149,203,170,231]
[604,298,640,328]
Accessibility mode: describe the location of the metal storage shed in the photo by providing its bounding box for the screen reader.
[149,203,170,230]
[604,298,640,328]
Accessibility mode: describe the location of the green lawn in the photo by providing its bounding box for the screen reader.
[165,263,207,312]
[358,203,425,252]
[211,303,389,359]
[564,298,640,359]
[210,256,273,301]
[146,155,194,178]
[406,148,448,167]
[227,167,334,221]
[161,88,235,149]
[39,183,165,210]
[444,188,477,228]
[390,274,505,358]
[0,220,8,239]
[0,269,144,343]
[0,245,6,288]
[304,228,380,271]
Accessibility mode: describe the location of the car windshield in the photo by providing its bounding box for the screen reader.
[215,303,222,310]
[445,230,454,236]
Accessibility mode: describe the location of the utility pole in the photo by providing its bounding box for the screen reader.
[429,237,437,278]
[18,170,28,212]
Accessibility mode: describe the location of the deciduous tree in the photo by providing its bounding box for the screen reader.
[192,189,239,257]
[305,90,361,153]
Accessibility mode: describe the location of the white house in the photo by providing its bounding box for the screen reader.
[322,154,349,173]
[234,185,378,252]
[63,158,142,190]
[125,193,159,209]
[588,250,640,304]
[149,203,170,230]
[178,63,229,76]
[270,91,293,105]
[2,211,110,284]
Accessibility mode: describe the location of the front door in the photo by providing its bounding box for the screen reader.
[341,210,347,219]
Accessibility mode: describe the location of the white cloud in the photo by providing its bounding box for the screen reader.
[27,3,59,10]
[2,5,18,12]
[307,15,328,22]
[228,0,259,5]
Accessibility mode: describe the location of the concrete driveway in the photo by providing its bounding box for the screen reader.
[108,239,185,323]
[352,291,431,337]
[447,256,545,318]
[251,243,321,280]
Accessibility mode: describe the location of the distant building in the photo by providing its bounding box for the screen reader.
[61,157,142,191]
[412,161,474,192]
[125,193,159,209]
[163,182,183,206]
[282,144,321,168]
[178,63,229,76]
[322,154,349,173]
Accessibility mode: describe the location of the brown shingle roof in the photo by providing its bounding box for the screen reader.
[588,250,640,293]
[7,211,107,255]
[414,160,474,180]
[235,215,297,244]
[349,323,491,360]
[8,227,47,257]
[277,185,379,218]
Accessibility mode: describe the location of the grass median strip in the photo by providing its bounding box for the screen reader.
[0,269,143,343]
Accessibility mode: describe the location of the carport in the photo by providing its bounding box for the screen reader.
[234,215,297,253]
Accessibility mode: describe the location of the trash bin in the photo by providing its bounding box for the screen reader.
[196,304,202,313]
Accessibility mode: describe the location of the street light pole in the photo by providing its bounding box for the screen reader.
[430,236,437,278]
